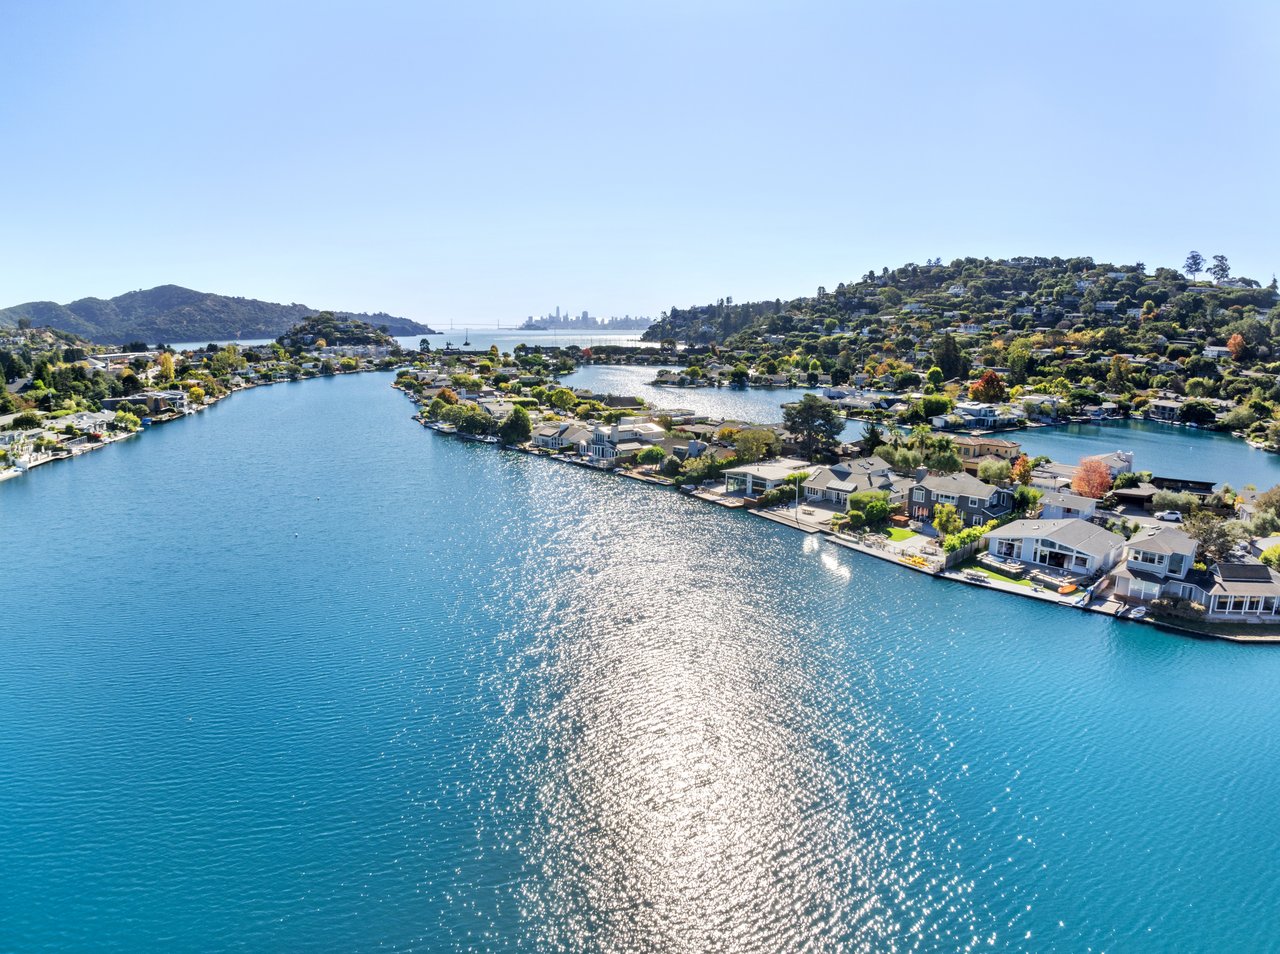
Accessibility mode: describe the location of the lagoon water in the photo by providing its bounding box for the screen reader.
[4,372,1280,952]
[564,363,816,424]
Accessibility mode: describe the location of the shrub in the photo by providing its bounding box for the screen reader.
[942,519,999,553]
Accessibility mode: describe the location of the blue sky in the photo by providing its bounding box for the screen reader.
[1,0,1276,325]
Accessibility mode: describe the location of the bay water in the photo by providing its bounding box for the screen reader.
[3,372,1279,952]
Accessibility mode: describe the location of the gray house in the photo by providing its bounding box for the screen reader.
[908,472,1012,528]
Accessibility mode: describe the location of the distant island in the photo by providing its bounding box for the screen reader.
[0,284,438,345]
[277,313,399,347]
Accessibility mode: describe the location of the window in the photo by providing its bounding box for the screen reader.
[913,488,924,501]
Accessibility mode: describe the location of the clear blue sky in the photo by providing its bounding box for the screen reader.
[2,0,1276,325]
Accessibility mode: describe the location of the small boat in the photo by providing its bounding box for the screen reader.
[1131,607,1147,620]
[436,424,458,434]
[1057,583,1078,595]
[478,435,499,444]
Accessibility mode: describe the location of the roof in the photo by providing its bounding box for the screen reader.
[724,459,810,481]
[1126,526,1198,556]
[1192,562,1280,598]
[919,472,999,498]
[1040,491,1096,510]
[989,518,1125,558]
[952,435,1020,448]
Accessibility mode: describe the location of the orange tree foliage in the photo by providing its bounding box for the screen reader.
[1011,454,1034,485]
[968,370,1007,403]
[1071,457,1113,498]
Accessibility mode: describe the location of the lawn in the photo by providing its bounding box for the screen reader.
[882,526,918,543]
[956,558,1033,587]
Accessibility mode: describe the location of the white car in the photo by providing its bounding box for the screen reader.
[1154,510,1183,522]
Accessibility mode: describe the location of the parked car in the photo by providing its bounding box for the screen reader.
[1154,510,1183,522]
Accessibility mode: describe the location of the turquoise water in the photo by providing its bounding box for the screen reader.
[4,373,1280,952]
[1013,418,1280,490]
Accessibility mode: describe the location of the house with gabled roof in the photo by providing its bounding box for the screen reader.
[986,518,1125,576]
[908,472,1012,528]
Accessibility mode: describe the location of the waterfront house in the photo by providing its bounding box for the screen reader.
[908,472,1012,528]
[1109,526,1199,603]
[579,418,667,462]
[952,435,1022,475]
[722,458,811,497]
[533,421,592,451]
[1085,451,1134,476]
[1038,491,1097,521]
[802,456,907,507]
[986,519,1125,576]
[1146,399,1183,423]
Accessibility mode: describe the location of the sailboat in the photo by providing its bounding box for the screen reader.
[463,329,471,347]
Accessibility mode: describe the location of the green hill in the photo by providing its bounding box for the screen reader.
[642,255,1278,346]
[0,284,437,344]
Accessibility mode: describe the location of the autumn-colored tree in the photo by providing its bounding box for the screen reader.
[968,370,1007,403]
[1071,457,1113,499]
[436,386,459,405]
[1227,333,1248,361]
[1011,454,1034,485]
[157,352,175,383]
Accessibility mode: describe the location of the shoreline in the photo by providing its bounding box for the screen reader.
[0,366,383,486]
[403,394,1279,647]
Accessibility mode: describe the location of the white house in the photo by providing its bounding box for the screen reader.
[1038,491,1097,521]
[985,518,1125,576]
[722,458,811,496]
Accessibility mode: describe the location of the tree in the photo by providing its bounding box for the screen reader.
[112,410,141,431]
[1184,511,1246,563]
[1071,457,1113,498]
[1178,401,1217,426]
[1106,354,1131,391]
[437,386,459,405]
[734,428,780,463]
[932,502,964,537]
[188,386,206,405]
[932,334,966,380]
[968,370,1006,403]
[782,393,843,458]
[926,366,945,387]
[498,405,532,445]
[158,352,175,383]
[1209,254,1231,283]
[1185,251,1205,281]
[926,447,963,474]
[977,459,1012,484]
[1226,333,1249,361]
[636,445,667,467]
[860,421,885,453]
[548,387,576,411]
[1260,545,1280,569]
[1011,454,1034,485]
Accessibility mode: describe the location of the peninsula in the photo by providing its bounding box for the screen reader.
[0,284,437,344]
